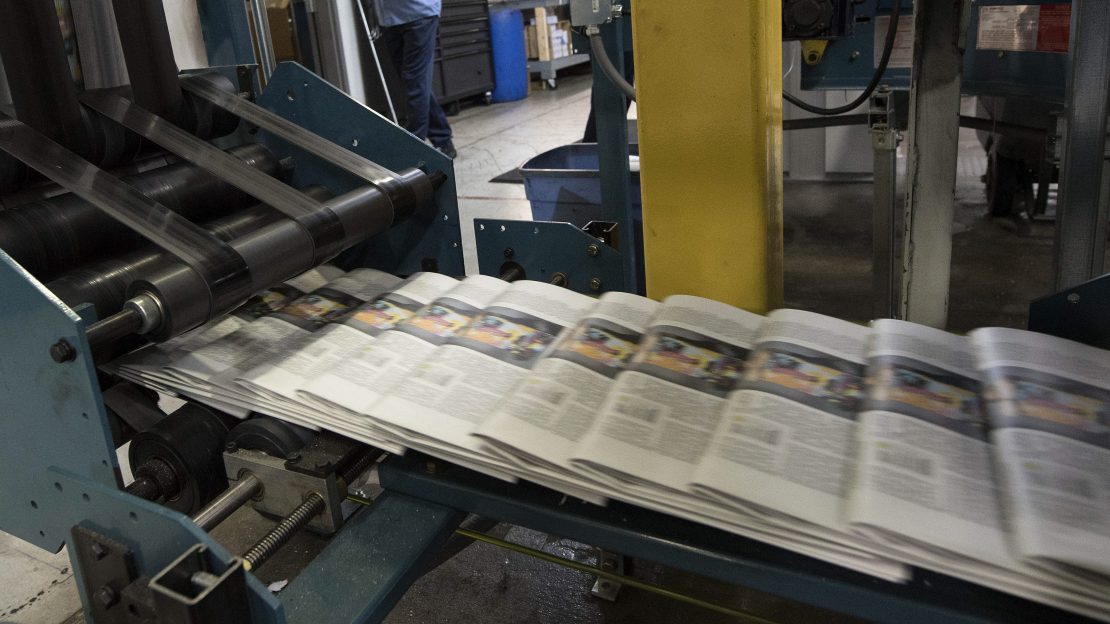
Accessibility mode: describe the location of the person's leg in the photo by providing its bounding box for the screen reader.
[404,16,454,153]
[380,25,410,127]
[426,93,454,151]
[396,15,440,142]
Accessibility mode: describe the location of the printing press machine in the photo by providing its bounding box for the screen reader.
[0,2,1104,623]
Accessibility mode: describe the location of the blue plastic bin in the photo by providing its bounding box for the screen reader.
[519,143,642,225]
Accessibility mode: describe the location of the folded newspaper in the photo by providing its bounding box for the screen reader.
[109,268,1110,620]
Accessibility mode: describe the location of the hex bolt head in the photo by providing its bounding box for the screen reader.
[50,339,76,363]
[90,541,109,561]
[503,247,515,258]
[586,244,600,257]
[589,278,603,291]
[94,585,118,608]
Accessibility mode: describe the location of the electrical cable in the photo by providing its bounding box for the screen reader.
[587,27,636,102]
[783,0,903,116]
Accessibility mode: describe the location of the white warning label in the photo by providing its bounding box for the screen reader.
[976,4,1070,53]
[874,15,914,69]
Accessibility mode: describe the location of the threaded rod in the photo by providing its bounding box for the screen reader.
[241,492,325,571]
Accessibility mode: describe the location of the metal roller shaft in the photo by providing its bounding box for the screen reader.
[192,474,263,532]
[0,144,281,281]
[89,167,444,344]
[49,187,331,319]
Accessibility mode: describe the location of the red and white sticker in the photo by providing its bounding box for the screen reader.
[976,4,1071,53]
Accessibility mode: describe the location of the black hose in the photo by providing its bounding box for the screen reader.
[588,30,636,102]
[784,0,903,116]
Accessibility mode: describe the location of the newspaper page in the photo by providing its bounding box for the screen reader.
[232,272,459,425]
[471,291,659,500]
[295,275,510,435]
[364,281,596,478]
[568,296,762,494]
[847,320,1010,565]
[972,327,1110,581]
[688,309,868,531]
[843,321,1110,618]
[156,269,401,411]
[109,266,344,402]
[563,303,906,580]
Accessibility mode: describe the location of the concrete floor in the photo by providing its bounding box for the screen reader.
[2,73,1101,623]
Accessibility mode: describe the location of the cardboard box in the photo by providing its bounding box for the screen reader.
[534,8,553,61]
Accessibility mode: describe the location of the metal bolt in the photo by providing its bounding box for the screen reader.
[503,247,515,258]
[50,339,76,363]
[95,585,118,608]
[91,541,109,561]
[225,441,238,452]
[285,452,301,463]
[425,461,439,474]
[589,278,603,291]
[850,50,861,61]
[586,244,600,257]
[1067,293,1081,304]
[242,493,326,571]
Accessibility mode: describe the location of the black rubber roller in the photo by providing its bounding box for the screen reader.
[128,403,232,514]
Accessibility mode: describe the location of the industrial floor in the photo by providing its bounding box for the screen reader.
[2,74,1101,624]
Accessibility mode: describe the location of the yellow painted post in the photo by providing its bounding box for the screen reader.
[631,1,783,312]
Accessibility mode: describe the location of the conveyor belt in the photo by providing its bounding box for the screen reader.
[0,112,254,319]
[0,143,279,280]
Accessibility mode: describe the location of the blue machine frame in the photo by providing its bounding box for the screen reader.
[802,0,1069,104]
[1,2,1097,622]
[474,15,639,295]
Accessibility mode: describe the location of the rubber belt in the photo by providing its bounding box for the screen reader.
[80,90,346,263]
[181,73,401,189]
[0,113,252,311]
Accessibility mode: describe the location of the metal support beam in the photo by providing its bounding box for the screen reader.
[871,87,899,319]
[632,0,783,311]
[1053,0,1110,290]
[899,0,969,327]
[280,493,464,624]
[591,18,637,293]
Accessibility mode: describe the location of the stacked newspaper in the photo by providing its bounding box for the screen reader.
[110,269,1110,619]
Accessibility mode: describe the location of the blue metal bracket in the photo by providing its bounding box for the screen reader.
[255,62,464,277]
[50,469,283,623]
[379,454,1093,624]
[0,250,117,551]
[1028,272,1110,349]
[281,493,464,624]
[474,218,624,294]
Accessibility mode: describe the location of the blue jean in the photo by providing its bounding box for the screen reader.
[382,15,453,147]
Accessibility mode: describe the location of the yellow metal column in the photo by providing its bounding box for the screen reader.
[632,1,783,312]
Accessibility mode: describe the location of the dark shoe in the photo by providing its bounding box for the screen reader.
[435,141,457,159]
